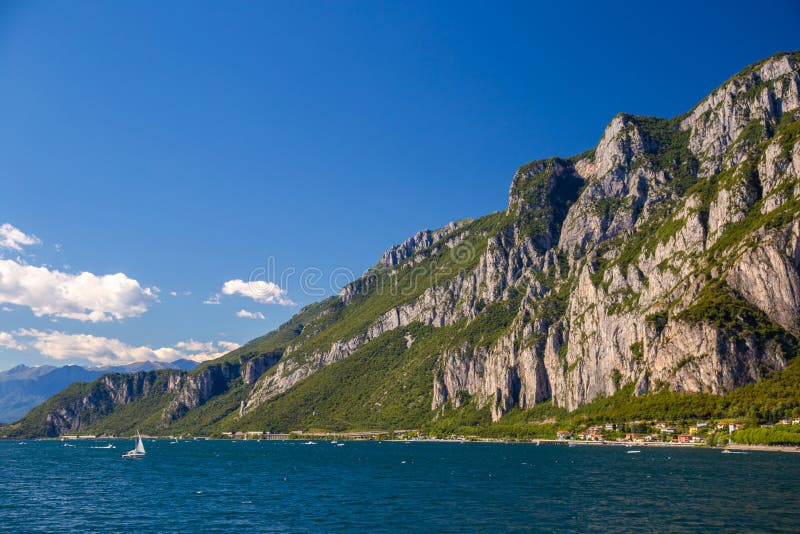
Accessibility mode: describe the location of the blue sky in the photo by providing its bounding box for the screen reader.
[0,0,798,369]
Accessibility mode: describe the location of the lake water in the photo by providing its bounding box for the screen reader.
[1,440,798,532]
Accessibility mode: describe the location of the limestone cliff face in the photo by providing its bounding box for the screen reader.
[727,222,800,336]
[680,54,800,176]
[240,53,800,422]
[40,370,184,437]
[162,362,241,424]
[241,352,282,385]
[378,221,467,267]
[428,53,800,417]
[644,319,787,395]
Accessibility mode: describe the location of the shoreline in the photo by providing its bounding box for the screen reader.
[419,438,800,453]
[720,442,800,454]
[6,436,800,453]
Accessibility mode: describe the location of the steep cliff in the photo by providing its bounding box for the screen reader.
[8,52,800,437]
[5,370,184,437]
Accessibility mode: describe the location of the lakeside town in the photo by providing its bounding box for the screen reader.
[47,417,800,451]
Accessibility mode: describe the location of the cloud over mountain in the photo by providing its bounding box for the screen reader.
[6,329,240,366]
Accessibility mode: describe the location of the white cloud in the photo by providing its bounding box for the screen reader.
[221,279,293,305]
[0,259,156,322]
[0,223,40,251]
[0,331,24,351]
[236,309,265,320]
[1,306,12,312]
[174,340,218,353]
[10,329,241,366]
[170,291,178,297]
[203,293,221,305]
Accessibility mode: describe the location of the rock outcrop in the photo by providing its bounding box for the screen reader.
[162,362,241,424]
[38,370,184,437]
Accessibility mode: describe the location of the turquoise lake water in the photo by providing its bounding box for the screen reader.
[1,440,798,532]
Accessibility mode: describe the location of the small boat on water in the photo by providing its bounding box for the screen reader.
[122,431,146,459]
[303,441,316,445]
[627,450,641,454]
[91,444,115,449]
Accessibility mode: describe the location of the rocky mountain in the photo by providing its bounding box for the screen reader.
[5,52,800,438]
[0,360,197,423]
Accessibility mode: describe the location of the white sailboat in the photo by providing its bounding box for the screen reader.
[122,431,146,459]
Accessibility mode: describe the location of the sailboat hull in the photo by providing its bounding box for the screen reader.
[122,430,146,458]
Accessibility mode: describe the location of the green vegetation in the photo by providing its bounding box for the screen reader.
[644,311,668,334]
[776,108,800,157]
[629,341,644,363]
[511,157,584,248]
[677,280,797,357]
[732,426,800,445]
[591,197,626,220]
[424,401,565,440]
[611,368,623,391]
[229,325,438,432]
[631,115,699,196]
[733,119,767,152]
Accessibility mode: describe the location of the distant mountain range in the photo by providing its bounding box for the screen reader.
[0,359,198,423]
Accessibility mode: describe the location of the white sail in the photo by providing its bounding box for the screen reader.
[123,430,146,458]
[135,431,146,454]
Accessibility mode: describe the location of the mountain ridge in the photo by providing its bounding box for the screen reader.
[0,359,198,423]
[4,51,800,438]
